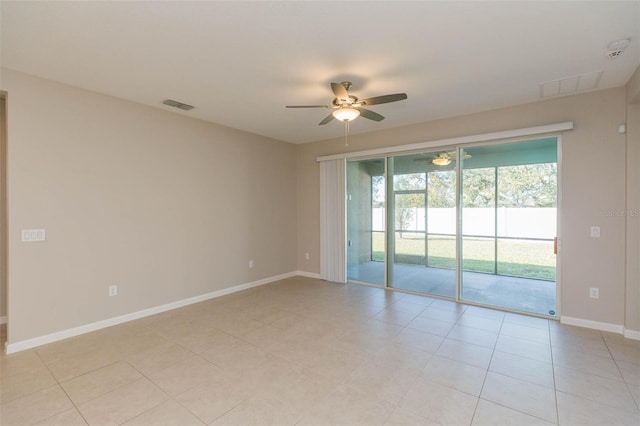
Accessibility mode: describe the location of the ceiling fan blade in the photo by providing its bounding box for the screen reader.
[356,107,385,122]
[360,93,407,106]
[319,113,335,125]
[286,105,331,108]
[445,151,472,160]
[331,82,349,101]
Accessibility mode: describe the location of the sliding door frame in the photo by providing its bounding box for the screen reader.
[327,122,569,318]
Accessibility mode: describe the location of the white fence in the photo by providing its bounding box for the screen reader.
[372,207,556,239]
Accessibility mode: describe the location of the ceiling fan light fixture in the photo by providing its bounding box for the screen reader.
[332,107,360,122]
[432,157,452,166]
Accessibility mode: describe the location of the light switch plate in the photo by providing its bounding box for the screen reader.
[21,229,46,242]
[590,226,600,238]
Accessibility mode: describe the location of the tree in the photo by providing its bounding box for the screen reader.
[461,164,556,208]
[393,173,425,191]
[462,168,495,207]
[498,163,557,207]
[428,170,456,208]
[371,175,385,208]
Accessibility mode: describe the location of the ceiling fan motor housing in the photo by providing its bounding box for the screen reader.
[333,95,359,107]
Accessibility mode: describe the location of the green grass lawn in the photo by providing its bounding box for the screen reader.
[371,232,556,281]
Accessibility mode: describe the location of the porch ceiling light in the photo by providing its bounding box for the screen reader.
[432,156,452,166]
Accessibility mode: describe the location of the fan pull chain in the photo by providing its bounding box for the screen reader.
[344,120,349,146]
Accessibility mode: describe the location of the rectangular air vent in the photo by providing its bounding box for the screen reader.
[540,71,602,98]
[162,99,194,111]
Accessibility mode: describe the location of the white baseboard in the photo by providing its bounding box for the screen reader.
[295,270,321,279]
[0,316,7,325]
[11,273,634,354]
[624,329,640,340]
[560,316,625,334]
[5,271,297,354]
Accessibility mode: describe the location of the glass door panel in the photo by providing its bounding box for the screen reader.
[459,140,558,316]
[427,170,456,272]
[388,153,456,297]
[346,158,385,285]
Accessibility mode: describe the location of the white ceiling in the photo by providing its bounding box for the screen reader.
[1,1,639,144]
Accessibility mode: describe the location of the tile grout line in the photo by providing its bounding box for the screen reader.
[467,309,505,426]
[602,332,640,413]
[32,348,92,425]
[549,319,561,425]
[552,329,640,415]
[41,327,194,424]
[131,335,247,426]
[126,349,197,423]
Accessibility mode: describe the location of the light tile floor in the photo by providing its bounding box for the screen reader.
[1,276,639,425]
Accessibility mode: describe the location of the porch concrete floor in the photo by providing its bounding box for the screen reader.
[348,261,556,317]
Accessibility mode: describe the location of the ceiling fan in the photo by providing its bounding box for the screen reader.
[415,151,472,166]
[286,81,407,125]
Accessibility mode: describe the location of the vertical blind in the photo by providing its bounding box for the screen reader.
[319,158,346,283]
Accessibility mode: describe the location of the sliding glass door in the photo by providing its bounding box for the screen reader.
[346,138,558,317]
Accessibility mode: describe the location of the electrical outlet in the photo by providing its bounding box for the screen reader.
[305,253,310,260]
[249,260,254,268]
[589,287,599,299]
[109,285,118,297]
[590,226,600,238]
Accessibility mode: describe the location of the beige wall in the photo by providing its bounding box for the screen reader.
[626,66,640,333]
[3,69,297,344]
[297,87,634,330]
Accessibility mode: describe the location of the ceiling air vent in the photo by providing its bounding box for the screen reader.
[162,99,194,111]
[540,71,602,98]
